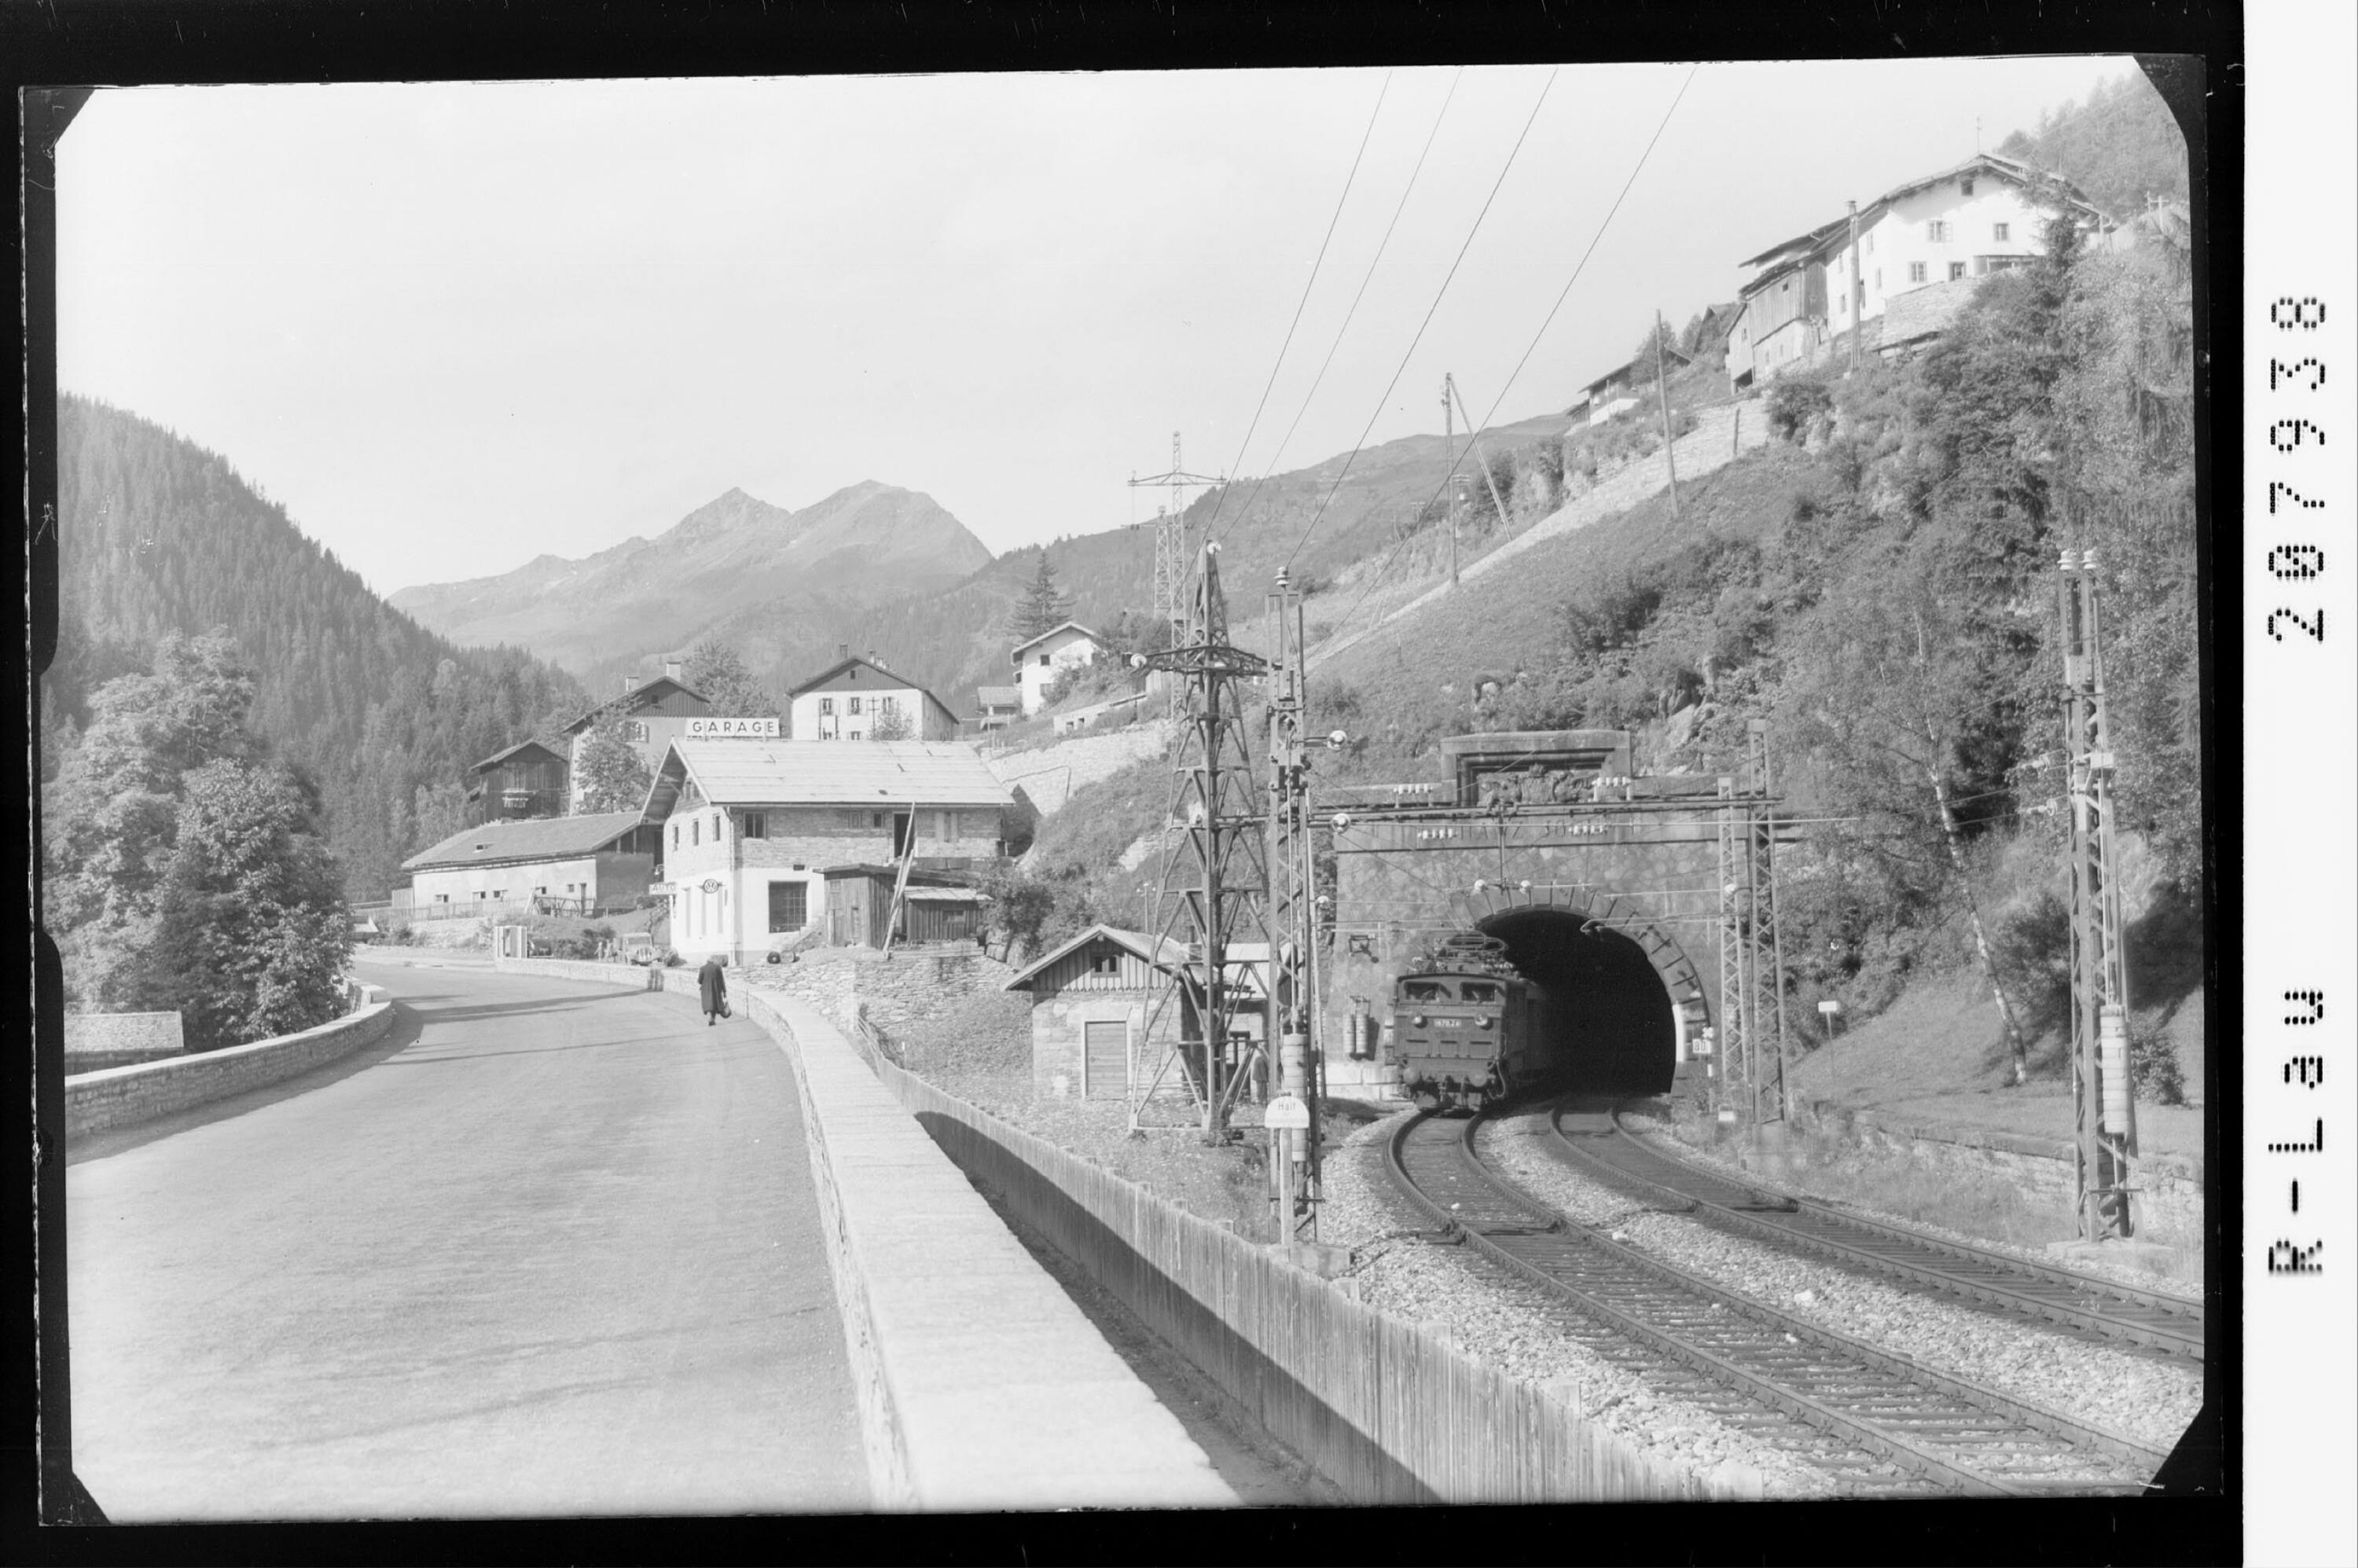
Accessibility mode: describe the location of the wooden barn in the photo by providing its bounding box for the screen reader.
[817,864,990,949]
[468,738,570,821]
[1004,925,1271,1101]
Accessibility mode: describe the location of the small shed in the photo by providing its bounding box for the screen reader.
[1005,925,1273,1101]
[817,863,988,948]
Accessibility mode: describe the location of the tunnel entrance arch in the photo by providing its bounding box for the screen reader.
[1456,886,1705,1096]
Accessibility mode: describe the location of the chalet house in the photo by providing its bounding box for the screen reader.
[972,685,1024,733]
[1011,622,1101,715]
[643,737,1014,964]
[786,648,960,742]
[560,659,715,813]
[1005,924,1270,1101]
[468,738,570,821]
[397,810,663,922]
[1727,152,2109,391]
[1566,342,1691,427]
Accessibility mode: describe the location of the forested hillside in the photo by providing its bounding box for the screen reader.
[47,398,589,898]
[1997,68,2191,217]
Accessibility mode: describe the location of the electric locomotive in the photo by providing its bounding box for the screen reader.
[1390,931,1545,1112]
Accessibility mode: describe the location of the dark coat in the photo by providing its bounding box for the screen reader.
[698,958,727,1013]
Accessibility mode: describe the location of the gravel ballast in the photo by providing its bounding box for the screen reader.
[1480,1111,2202,1458]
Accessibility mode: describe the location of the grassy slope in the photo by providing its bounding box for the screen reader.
[1311,443,1827,777]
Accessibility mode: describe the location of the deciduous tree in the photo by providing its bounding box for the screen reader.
[572,715,656,813]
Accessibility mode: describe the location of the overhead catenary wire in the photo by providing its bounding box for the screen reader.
[1214,68,1464,547]
[1279,68,1559,575]
[1198,72,1394,549]
[1311,65,1702,651]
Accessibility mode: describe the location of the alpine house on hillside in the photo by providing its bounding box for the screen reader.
[643,738,1013,964]
[560,659,716,813]
[1726,151,2110,391]
[785,648,960,741]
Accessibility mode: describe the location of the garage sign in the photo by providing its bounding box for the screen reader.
[687,717,779,739]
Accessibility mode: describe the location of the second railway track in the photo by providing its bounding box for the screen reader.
[1385,1108,2169,1498]
[1544,1100,2205,1361]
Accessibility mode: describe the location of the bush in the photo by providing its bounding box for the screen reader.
[1767,379,1835,442]
[2131,1029,2187,1106]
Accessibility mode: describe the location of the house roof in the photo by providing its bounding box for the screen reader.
[471,737,567,775]
[1879,274,1985,347]
[1574,344,1691,403]
[1736,155,2107,288]
[402,810,646,873]
[975,685,1023,708]
[784,653,954,718]
[1010,621,1101,659]
[1003,923,1271,993]
[645,738,1016,818]
[560,674,708,736]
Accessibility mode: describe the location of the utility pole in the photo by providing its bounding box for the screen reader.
[1133,544,1273,1146]
[1442,376,1459,587]
[1653,311,1681,520]
[2058,545,2139,1241]
[1449,376,1514,541]
[1848,200,1864,374]
[1264,568,1323,1239]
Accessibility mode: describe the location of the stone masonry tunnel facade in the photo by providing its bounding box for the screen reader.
[1320,738,1737,1100]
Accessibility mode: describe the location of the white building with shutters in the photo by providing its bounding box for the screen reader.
[643,737,1013,964]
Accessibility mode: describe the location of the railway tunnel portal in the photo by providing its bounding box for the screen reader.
[1322,729,1781,1103]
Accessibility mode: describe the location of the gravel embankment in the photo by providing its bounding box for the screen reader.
[1317,1110,1847,1498]
[1482,1112,2202,1457]
[1620,1110,2206,1298]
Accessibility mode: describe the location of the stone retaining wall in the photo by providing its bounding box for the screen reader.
[65,1003,398,1140]
[1807,1101,2205,1241]
[64,1010,186,1073]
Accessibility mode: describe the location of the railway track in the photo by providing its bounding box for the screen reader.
[1542,1102,2205,1361]
[1384,1109,2169,1498]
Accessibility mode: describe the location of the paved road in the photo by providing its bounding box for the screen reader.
[67,960,868,1520]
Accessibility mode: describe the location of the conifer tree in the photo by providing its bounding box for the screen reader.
[1008,552,1074,644]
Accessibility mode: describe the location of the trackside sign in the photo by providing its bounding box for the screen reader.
[686,717,780,739]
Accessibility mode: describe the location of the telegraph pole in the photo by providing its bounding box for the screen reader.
[1653,312,1681,519]
[1848,201,1864,374]
[1442,377,1459,587]
[2058,545,2139,1241]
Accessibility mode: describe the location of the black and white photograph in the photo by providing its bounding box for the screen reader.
[16,9,2269,1559]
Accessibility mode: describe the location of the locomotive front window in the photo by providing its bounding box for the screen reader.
[1458,982,1502,1004]
[1401,980,1451,1002]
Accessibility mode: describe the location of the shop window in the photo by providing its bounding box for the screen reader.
[768,880,808,932]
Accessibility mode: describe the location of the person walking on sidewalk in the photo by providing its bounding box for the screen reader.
[697,955,729,1026]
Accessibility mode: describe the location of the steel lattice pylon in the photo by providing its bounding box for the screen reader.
[2059,545,2139,1240]
[1127,432,1225,722]
[1714,723,1791,1126]
[1263,570,1324,1236]
[1129,544,1274,1142]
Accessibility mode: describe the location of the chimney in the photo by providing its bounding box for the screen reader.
[838,642,850,661]
[619,674,634,694]
[663,658,684,682]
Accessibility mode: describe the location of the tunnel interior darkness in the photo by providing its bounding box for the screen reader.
[1478,909,1677,1095]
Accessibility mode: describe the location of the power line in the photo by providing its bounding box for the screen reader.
[1199,72,1393,547]
[1214,68,1464,546]
[1312,66,1699,653]
[1280,67,1559,575]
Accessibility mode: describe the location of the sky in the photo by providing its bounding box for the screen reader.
[55,57,2137,598]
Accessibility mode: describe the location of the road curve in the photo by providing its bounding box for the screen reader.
[67,958,867,1521]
